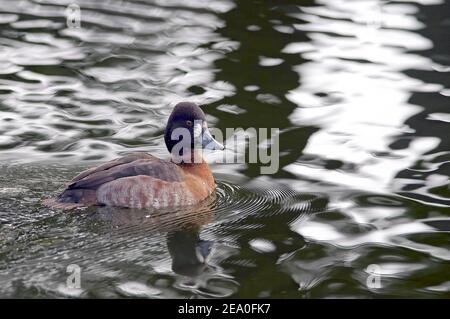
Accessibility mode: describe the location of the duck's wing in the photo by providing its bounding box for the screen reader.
[66,153,184,191]
[43,153,186,208]
[69,152,157,183]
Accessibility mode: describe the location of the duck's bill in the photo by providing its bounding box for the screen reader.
[202,129,224,150]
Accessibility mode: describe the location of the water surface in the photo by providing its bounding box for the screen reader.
[0,0,449,298]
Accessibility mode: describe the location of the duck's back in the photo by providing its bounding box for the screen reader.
[44,152,214,209]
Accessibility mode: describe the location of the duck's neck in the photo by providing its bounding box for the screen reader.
[172,151,215,187]
[170,149,204,165]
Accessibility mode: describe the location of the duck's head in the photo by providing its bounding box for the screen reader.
[164,102,224,163]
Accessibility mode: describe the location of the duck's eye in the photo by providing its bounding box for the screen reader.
[186,120,193,126]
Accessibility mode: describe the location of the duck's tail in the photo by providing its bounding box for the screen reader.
[42,197,85,210]
[42,189,98,210]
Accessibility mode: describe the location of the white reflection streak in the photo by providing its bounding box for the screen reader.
[284,0,441,193]
[291,218,450,260]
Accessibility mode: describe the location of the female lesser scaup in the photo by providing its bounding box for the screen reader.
[44,102,224,209]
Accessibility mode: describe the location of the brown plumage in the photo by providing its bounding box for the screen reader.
[43,102,223,209]
[43,152,215,209]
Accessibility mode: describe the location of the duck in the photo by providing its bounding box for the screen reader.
[44,102,224,209]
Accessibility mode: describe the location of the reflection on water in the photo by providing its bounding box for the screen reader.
[0,0,449,298]
[284,0,444,196]
[0,0,235,162]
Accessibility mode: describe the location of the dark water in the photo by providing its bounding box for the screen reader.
[0,0,449,298]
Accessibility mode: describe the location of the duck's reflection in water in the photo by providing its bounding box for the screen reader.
[167,228,214,277]
[87,196,217,278]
